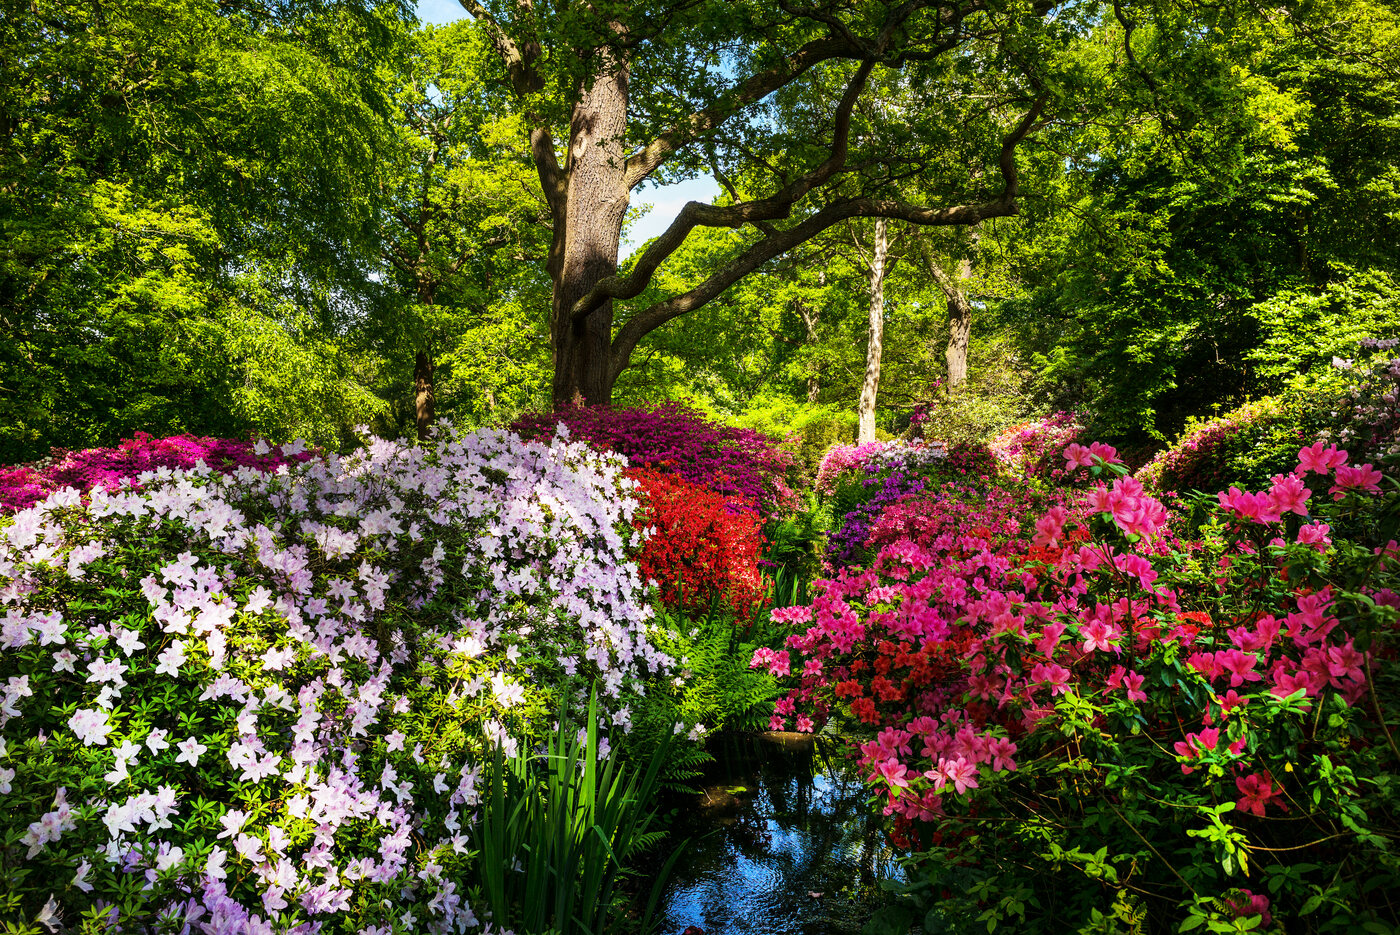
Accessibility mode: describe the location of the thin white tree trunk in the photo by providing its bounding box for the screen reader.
[857,217,889,443]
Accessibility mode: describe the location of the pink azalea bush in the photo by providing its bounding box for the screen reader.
[987,410,1084,481]
[757,440,1400,930]
[0,425,673,931]
[814,440,949,496]
[512,402,799,514]
[0,432,315,513]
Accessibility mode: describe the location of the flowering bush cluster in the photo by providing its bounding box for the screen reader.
[512,402,798,515]
[814,440,947,496]
[0,425,670,932]
[1135,398,1294,495]
[757,439,1400,930]
[1316,339,1400,471]
[820,442,1000,571]
[0,433,316,513]
[628,469,767,617]
[987,411,1084,481]
[1137,340,1400,502]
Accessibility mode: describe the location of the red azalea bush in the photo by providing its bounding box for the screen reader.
[629,469,768,617]
[755,442,1400,932]
[0,432,314,512]
[512,403,798,514]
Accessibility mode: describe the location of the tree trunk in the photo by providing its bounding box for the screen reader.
[920,224,978,388]
[857,218,889,443]
[945,282,973,387]
[549,53,632,410]
[414,350,435,441]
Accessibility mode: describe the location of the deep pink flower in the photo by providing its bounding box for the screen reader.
[1296,442,1348,475]
[1235,772,1286,817]
[1063,443,1094,469]
[1330,464,1383,499]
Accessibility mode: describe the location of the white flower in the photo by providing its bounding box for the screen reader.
[175,736,206,766]
[204,846,228,881]
[67,708,111,746]
[145,728,171,754]
[72,859,94,893]
[0,766,13,794]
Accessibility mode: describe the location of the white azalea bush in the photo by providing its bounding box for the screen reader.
[0,426,669,932]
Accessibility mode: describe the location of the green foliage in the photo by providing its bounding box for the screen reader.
[1250,268,1400,383]
[993,0,1400,444]
[917,335,1033,445]
[637,610,780,775]
[0,0,413,460]
[473,690,683,935]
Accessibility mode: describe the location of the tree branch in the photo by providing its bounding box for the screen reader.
[607,93,1050,379]
[622,35,856,189]
[576,58,878,321]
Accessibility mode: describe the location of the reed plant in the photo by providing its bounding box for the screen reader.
[473,689,684,935]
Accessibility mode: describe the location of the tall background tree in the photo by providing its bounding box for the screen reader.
[0,0,419,461]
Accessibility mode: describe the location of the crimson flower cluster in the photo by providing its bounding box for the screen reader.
[512,403,797,515]
[627,469,767,617]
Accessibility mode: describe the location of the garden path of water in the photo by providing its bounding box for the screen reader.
[653,731,906,935]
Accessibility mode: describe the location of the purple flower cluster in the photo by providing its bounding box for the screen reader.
[0,424,668,931]
[826,470,930,569]
[512,403,798,513]
[815,440,948,495]
[1,432,314,513]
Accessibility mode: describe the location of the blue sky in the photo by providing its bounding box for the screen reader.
[412,0,720,257]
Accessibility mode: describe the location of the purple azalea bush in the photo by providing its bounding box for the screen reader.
[512,403,798,514]
[0,426,671,932]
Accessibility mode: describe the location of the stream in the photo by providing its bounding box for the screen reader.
[652,731,907,935]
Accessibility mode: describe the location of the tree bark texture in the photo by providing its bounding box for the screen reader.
[548,53,631,409]
[857,217,889,444]
[922,223,979,388]
[946,224,979,386]
[414,350,435,441]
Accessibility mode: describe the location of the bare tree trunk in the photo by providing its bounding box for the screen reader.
[945,274,973,387]
[414,350,435,441]
[548,54,632,409]
[921,224,978,388]
[857,217,889,443]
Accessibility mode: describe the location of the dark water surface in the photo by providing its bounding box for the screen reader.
[653,731,905,935]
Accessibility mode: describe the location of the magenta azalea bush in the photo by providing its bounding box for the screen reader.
[0,426,672,932]
[511,403,798,514]
[758,439,1400,931]
[0,432,316,513]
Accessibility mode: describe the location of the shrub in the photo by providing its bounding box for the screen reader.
[0,432,315,514]
[816,441,999,571]
[629,469,767,618]
[512,402,799,515]
[1138,341,1400,498]
[757,442,1400,931]
[987,410,1084,482]
[0,426,668,931]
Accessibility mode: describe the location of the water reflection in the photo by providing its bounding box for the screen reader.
[655,732,905,935]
